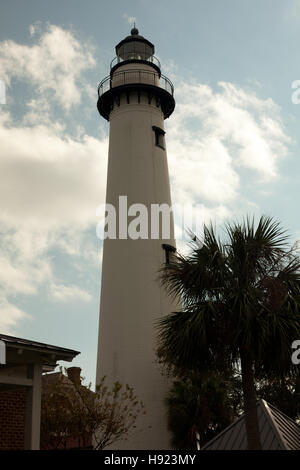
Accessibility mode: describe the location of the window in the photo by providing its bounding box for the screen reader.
[152,126,165,150]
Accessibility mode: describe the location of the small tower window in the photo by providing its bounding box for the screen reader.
[152,126,165,150]
[162,244,176,264]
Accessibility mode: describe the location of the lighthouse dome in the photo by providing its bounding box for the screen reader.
[115,28,155,62]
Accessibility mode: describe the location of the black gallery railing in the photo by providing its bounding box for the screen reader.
[98,69,174,98]
[110,54,161,70]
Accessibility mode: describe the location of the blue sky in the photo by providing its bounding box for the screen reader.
[1,0,300,386]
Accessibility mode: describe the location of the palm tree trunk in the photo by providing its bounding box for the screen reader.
[240,348,261,450]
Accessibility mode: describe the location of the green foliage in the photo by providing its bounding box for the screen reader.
[157,216,300,449]
[166,372,300,449]
[158,216,300,375]
[166,373,234,449]
[40,369,144,450]
[256,376,300,423]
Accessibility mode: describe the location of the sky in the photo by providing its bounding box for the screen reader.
[1,0,300,386]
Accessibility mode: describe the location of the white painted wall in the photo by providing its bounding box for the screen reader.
[111,62,160,88]
[96,79,178,449]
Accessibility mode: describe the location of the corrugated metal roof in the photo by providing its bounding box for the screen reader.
[202,399,300,450]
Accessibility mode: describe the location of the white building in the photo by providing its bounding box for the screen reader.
[96,28,178,449]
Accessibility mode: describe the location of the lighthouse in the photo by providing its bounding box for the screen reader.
[96,27,177,449]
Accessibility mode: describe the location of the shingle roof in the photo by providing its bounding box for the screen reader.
[202,399,300,450]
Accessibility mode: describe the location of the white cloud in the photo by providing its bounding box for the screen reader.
[122,14,136,26]
[0,23,95,110]
[0,300,30,334]
[0,254,46,296]
[0,23,292,332]
[0,115,107,323]
[49,283,92,302]
[0,24,103,330]
[167,80,290,211]
[0,120,108,226]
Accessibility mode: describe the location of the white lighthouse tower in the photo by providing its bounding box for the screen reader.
[96,27,177,450]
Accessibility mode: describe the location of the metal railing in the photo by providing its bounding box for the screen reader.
[98,69,174,97]
[110,54,161,70]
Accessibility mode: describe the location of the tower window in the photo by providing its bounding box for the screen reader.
[152,126,165,150]
[162,243,176,264]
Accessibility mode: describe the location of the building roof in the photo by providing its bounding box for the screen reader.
[115,29,155,53]
[0,333,80,363]
[202,399,300,450]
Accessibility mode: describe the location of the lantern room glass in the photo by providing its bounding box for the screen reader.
[117,41,154,61]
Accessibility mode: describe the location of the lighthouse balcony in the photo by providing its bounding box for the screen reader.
[97,61,175,121]
[98,69,174,97]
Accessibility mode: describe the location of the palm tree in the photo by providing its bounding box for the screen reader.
[166,372,234,449]
[157,216,300,450]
